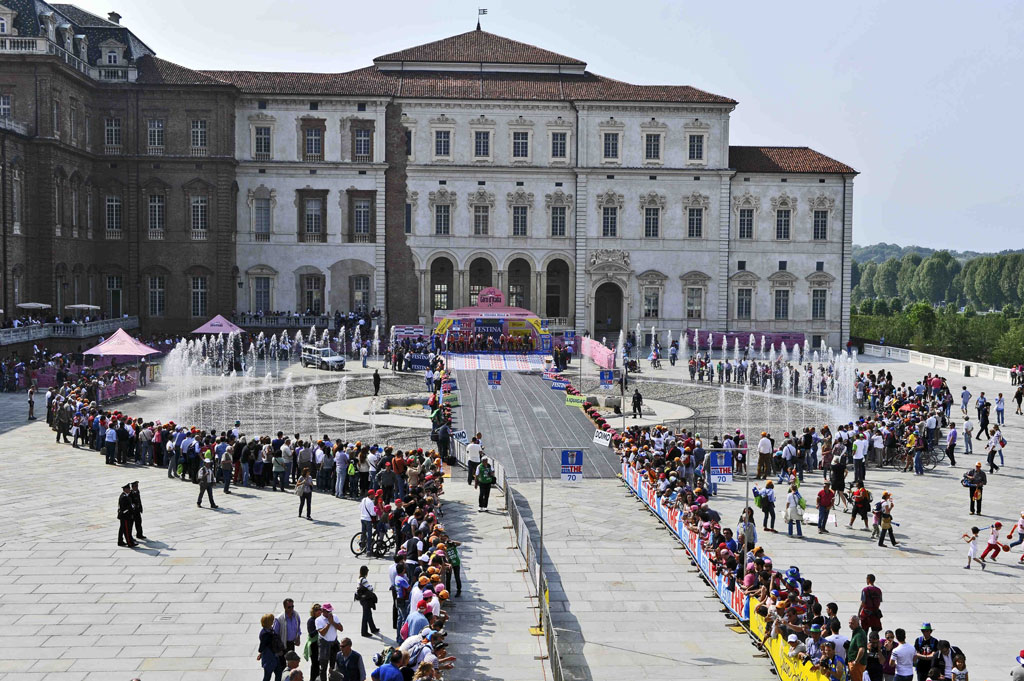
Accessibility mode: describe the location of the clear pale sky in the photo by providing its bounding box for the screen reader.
[72,0,1024,251]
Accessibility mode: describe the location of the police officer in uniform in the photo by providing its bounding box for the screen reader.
[130,481,147,540]
[117,484,137,547]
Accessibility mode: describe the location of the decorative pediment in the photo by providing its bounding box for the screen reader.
[638,269,668,286]
[400,113,417,126]
[183,178,214,193]
[808,193,836,214]
[770,193,798,213]
[768,271,798,286]
[680,270,712,286]
[806,271,836,286]
[598,118,624,128]
[732,191,761,213]
[429,114,455,125]
[508,115,534,128]
[595,189,624,210]
[684,118,711,130]
[639,191,666,211]
[467,188,495,207]
[682,192,710,209]
[469,115,495,127]
[428,187,457,208]
[588,248,631,271]
[641,118,668,130]
[408,191,419,209]
[545,189,573,209]
[547,117,573,129]
[506,189,534,208]
[247,184,277,203]
[248,112,276,123]
[142,177,171,192]
[247,264,279,276]
[729,271,761,284]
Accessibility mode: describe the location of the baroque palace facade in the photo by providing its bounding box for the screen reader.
[0,3,857,347]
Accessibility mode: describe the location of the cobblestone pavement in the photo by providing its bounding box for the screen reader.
[0,388,546,681]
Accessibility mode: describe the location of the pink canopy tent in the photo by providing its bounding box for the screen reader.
[84,328,160,357]
[192,314,243,335]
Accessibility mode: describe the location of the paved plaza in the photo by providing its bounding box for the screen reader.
[0,385,547,681]
[2,350,1023,679]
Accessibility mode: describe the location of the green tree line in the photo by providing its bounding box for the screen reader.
[852,302,1024,366]
[851,250,1024,311]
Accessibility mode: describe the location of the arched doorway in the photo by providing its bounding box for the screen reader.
[468,257,493,306]
[594,282,623,335]
[545,259,570,319]
[430,257,454,315]
[507,257,531,310]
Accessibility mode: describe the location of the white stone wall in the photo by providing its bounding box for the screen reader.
[232,96,386,315]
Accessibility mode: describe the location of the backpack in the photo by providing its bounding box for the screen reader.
[372,646,397,667]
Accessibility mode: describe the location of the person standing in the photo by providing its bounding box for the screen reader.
[258,612,285,681]
[986,427,1003,473]
[129,481,146,541]
[197,460,218,508]
[315,603,344,681]
[859,574,883,633]
[913,624,939,681]
[466,437,482,485]
[474,456,495,512]
[756,432,773,479]
[373,370,381,397]
[631,389,643,418]
[890,628,916,681]
[877,492,897,547]
[356,565,380,638]
[297,467,313,519]
[848,615,868,681]
[1014,385,1024,416]
[117,483,137,548]
[785,483,804,538]
[962,416,973,455]
[335,638,366,681]
[960,387,971,417]
[760,481,777,532]
[27,386,36,420]
[274,598,302,653]
[306,605,323,681]
[221,444,233,494]
[945,422,958,467]
[966,462,987,515]
[815,481,834,534]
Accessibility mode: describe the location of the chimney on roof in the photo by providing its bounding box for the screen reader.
[108,11,121,24]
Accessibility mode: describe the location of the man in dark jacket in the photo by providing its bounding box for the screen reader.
[632,389,643,418]
[335,638,365,681]
[117,483,137,548]
[130,481,146,540]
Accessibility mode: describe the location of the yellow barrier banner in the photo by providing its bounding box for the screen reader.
[749,597,843,681]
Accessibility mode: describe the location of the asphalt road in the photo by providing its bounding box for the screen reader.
[455,369,621,479]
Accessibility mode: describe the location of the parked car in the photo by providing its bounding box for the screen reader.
[301,345,346,371]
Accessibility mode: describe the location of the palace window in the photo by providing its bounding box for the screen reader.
[643,288,660,319]
[737,288,752,320]
[739,208,754,239]
[686,287,703,319]
[551,131,567,159]
[148,276,165,317]
[812,289,827,320]
[254,126,271,159]
[148,119,164,152]
[644,207,660,238]
[602,132,619,161]
[512,131,530,158]
[687,207,703,238]
[644,133,661,161]
[776,209,791,240]
[688,134,704,161]
[191,276,208,317]
[602,206,617,237]
[434,203,450,235]
[774,289,790,320]
[434,130,451,159]
[474,205,489,236]
[474,130,490,159]
[550,205,566,237]
[813,210,828,240]
[512,205,528,237]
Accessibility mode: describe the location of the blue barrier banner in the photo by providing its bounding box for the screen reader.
[622,463,749,621]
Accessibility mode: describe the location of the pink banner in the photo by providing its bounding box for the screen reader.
[98,376,138,402]
[581,337,615,370]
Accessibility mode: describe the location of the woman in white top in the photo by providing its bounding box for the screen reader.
[961,526,985,569]
[785,484,803,538]
[986,428,1003,473]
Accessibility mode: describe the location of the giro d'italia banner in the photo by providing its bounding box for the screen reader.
[621,463,749,621]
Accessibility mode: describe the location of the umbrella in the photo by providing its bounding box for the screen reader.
[898,403,919,413]
[16,302,51,310]
[65,304,101,310]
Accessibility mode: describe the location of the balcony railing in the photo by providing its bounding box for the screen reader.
[301,232,325,243]
[105,229,122,240]
[190,147,208,157]
[354,154,371,163]
[304,153,322,162]
[54,224,62,237]
[0,316,139,346]
[104,144,122,155]
[147,146,164,156]
[0,37,137,81]
[350,233,373,243]
[148,229,165,240]
[253,152,271,161]
[253,232,270,242]
[234,313,334,330]
[191,229,208,241]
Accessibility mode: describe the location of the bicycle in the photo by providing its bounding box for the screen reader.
[349,527,396,558]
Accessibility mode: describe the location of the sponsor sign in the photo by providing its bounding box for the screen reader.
[408,353,431,370]
[599,370,614,389]
[451,429,469,445]
[550,380,569,391]
[560,449,584,482]
[593,429,613,447]
[708,450,734,483]
[565,394,585,408]
[541,371,559,381]
[487,370,502,390]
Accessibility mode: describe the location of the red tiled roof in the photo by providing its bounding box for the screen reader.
[199,66,735,104]
[374,29,585,66]
[136,56,232,86]
[199,66,396,95]
[729,146,856,174]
